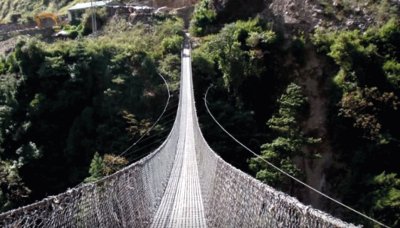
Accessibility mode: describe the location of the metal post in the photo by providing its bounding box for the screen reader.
[90,0,97,34]
[94,2,97,33]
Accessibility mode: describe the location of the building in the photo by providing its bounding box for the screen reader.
[67,0,116,21]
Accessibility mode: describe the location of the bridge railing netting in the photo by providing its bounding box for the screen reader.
[0,92,182,227]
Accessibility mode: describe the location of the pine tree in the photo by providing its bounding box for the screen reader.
[249,83,320,192]
[85,152,104,183]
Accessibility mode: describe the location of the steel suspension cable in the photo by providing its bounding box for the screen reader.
[126,138,166,161]
[126,117,176,145]
[204,85,390,228]
[119,73,172,157]
[123,118,177,161]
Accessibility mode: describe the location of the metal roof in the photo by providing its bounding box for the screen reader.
[68,1,112,11]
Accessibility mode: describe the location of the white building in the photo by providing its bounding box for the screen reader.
[68,0,114,21]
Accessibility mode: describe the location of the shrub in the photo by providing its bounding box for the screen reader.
[383,60,400,88]
[161,35,184,55]
[189,0,216,36]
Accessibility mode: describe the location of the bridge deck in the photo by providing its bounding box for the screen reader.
[150,47,207,228]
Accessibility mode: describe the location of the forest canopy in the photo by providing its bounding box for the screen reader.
[0,17,183,212]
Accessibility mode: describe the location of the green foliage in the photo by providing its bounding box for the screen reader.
[368,172,400,227]
[122,110,151,140]
[377,1,399,22]
[193,17,299,178]
[314,19,400,227]
[159,53,180,78]
[383,60,400,88]
[192,49,216,81]
[0,18,183,211]
[313,19,400,141]
[81,8,108,35]
[267,84,307,133]
[0,58,5,74]
[195,18,278,93]
[0,0,74,23]
[0,160,31,212]
[61,24,84,39]
[102,154,128,175]
[161,35,184,56]
[316,0,398,25]
[0,74,19,154]
[249,83,320,191]
[103,17,132,34]
[85,152,128,183]
[189,0,216,36]
[85,152,104,182]
[339,87,399,141]
[314,19,399,88]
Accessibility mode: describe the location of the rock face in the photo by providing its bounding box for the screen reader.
[264,0,324,30]
[151,0,198,8]
[210,0,321,28]
[172,6,195,27]
[146,0,392,31]
[201,0,325,32]
[208,0,396,32]
[211,0,265,22]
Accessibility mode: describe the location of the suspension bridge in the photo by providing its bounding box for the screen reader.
[0,38,359,227]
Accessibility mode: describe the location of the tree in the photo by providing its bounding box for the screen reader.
[0,160,31,212]
[369,172,400,227]
[189,0,216,36]
[249,83,320,192]
[0,18,183,210]
[313,19,400,227]
[203,18,277,94]
[85,152,128,183]
[102,154,128,175]
[85,152,104,183]
[339,87,399,142]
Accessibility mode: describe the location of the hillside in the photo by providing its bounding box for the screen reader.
[0,0,199,23]
[190,0,399,226]
[0,13,184,212]
[0,0,399,227]
[0,0,72,23]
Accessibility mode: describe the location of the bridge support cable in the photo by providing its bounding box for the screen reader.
[119,73,172,158]
[123,113,178,161]
[204,85,390,228]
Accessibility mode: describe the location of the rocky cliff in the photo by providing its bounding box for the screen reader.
[209,0,398,32]
[192,0,399,211]
[151,0,198,8]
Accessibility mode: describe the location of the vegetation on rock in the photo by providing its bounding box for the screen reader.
[191,0,399,226]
